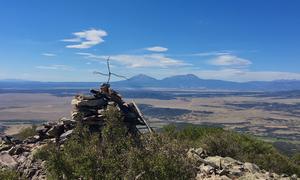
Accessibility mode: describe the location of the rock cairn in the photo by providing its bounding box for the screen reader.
[188,148,299,180]
[0,84,151,179]
[71,84,150,135]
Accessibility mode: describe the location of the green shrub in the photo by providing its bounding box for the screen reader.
[292,153,300,166]
[33,144,56,161]
[39,106,195,179]
[162,124,300,176]
[14,125,37,140]
[0,169,21,180]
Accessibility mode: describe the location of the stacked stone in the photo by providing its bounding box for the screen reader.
[70,88,148,135]
[71,94,108,127]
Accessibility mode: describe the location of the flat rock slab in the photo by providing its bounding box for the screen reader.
[72,98,107,107]
[0,152,18,169]
[59,130,73,142]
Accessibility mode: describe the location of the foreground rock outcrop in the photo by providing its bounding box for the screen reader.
[188,148,299,180]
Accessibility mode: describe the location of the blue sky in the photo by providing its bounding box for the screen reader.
[0,0,300,82]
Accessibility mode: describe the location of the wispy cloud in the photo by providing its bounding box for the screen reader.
[109,54,188,68]
[209,55,252,67]
[77,52,189,68]
[145,46,168,52]
[62,28,107,49]
[42,53,56,57]
[192,50,232,56]
[36,64,74,71]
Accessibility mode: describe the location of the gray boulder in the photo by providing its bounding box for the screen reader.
[0,152,18,169]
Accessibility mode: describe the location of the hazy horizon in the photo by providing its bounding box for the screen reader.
[2,73,300,83]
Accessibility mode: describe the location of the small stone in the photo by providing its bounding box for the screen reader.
[16,155,27,164]
[82,115,105,124]
[75,94,98,100]
[60,118,75,125]
[42,122,56,129]
[25,168,37,178]
[229,167,243,177]
[59,130,73,143]
[291,174,298,180]
[98,109,105,114]
[23,137,38,144]
[205,156,223,167]
[194,147,207,158]
[0,144,12,152]
[46,125,64,137]
[217,169,229,176]
[199,164,214,174]
[33,135,40,140]
[195,173,205,180]
[35,126,49,134]
[8,145,25,155]
[72,98,107,107]
[0,135,13,144]
[23,152,30,157]
[187,148,198,161]
[243,162,260,173]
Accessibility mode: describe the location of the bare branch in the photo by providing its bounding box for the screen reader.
[111,73,128,80]
[93,56,128,83]
[93,71,109,76]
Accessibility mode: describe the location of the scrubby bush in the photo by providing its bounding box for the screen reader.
[14,125,37,140]
[162,124,300,176]
[33,144,55,161]
[0,169,21,180]
[38,106,195,179]
[292,153,300,166]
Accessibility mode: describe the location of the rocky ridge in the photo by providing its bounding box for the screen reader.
[188,148,299,180]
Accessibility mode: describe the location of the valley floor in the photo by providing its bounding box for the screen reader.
[1,90,300,154]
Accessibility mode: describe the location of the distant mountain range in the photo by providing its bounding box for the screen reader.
[1,74,300,91]
[111,74,300,91]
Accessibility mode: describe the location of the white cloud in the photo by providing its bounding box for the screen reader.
[145,46,168,52]
[62,28,107,49]
[209,55,252,67]
[42,53,56,57]
[36,65,74,71]
[77,52,189,68]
